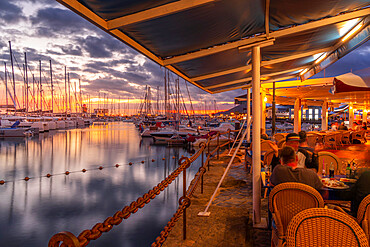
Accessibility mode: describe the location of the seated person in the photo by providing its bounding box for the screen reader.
[362,122,367,130]
[331,122,338,131]
[298,131,314,153]
[338,122,348,130]
[270,146,323,190]
[269,133,319,172]
[351,170,370,217]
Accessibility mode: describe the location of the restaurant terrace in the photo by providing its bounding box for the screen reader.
[51,0,370,246]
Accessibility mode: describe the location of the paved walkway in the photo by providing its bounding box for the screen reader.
[163,151,271,247]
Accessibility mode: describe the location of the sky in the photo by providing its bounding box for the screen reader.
[0,0,369,115]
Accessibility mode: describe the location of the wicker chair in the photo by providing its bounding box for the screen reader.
[357,194,370,243]
[277,139,286,148]
[269,182,324,247]
[306,134,317,147]
[261,140,275,152]
[318,151,342,175]
[274,133,286,142]
[323,133,337,149]
[341,130,351,144]
[286,208,369,247]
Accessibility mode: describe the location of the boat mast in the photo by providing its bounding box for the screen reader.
[50,60,53,114]
[5,63,8,114]
[79,79,82,115]
[68,73,71,116]
[164,68,168,119]
[39,60,43,115]
[64,66,67,117]
[9,41,16,115]
[25,53,29,115]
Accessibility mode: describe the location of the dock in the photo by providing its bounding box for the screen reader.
[163,151,271,247]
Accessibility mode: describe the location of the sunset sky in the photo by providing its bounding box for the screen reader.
[0,0,369,115]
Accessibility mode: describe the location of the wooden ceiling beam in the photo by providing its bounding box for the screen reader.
[107,0,215,30]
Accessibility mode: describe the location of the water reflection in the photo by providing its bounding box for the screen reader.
[0,122,201,247]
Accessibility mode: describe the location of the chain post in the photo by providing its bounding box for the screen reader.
[207,139,210,157]
[228,130,231,150]
[217,133,219,159]
[178,157,191,241]
[201,150,204,193]
[183,167,187,240]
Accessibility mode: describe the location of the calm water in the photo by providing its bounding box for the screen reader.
[0,122,202,247]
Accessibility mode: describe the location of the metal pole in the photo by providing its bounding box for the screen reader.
[252,45,261,225]
[217,134,219,159]
[201,150,204,194]
[247,88,251,142]
[183,167,187,240]
[272,81,276,136]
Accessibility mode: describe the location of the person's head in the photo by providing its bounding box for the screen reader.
[286,133,300,151]
[261,133,269,140]
[280,146,297,165]
[341,122,345,126]
[298,131,307,144]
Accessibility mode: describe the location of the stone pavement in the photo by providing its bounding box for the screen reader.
[162,152,271,247]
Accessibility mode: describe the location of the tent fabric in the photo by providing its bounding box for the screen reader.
[64,0,370,93]
[334,68,370,92]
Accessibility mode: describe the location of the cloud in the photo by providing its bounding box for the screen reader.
[0,1,27,24]
[315,40,370,77]
[30,7,94,38]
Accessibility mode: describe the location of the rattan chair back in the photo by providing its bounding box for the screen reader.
[261,140,274,152]
[318,151,342,175]
[286,208,369,247]
[274,133,286,142]
[306,134,317,147]
[277,139,286,148]
[357,194,370,243]
[263,150,275,167]
[269,182,324,247]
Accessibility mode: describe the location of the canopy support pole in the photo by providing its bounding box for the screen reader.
[349,103,354,128]
[261,90,266,134]
[363,109,367,123]
[294,98,301,133]
[247,88,251,142]
[322,100,328,131]
[252,45,263,227]
[272,81,276,137]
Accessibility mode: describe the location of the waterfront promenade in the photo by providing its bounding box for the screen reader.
[163,152,271,247]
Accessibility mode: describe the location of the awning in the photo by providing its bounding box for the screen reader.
[334,67,370,93]
[57,0,370,93]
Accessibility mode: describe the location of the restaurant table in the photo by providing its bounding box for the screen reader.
[319,175,356,205]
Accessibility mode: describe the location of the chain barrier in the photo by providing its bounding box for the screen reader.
[0,160,158,185]
[48,140,207,247]
[151,134,231,246]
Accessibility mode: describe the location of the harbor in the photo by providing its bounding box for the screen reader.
[1,0,370,247]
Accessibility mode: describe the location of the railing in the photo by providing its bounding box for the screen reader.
[48,129,237,247]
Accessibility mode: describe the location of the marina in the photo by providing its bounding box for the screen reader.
[0,122,203,246]
[0,0,369,246]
